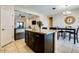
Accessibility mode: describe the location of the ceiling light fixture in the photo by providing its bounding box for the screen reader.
[63,10,72,15]
[65,5,71,7]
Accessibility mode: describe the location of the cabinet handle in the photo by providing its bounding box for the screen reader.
[35,35,39,37]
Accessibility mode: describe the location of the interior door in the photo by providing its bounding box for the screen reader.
[48,17,53,27]
[1,6,14,47]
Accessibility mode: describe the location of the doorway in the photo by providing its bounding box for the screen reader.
[48,17,53,27]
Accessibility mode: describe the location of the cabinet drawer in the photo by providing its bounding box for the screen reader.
[34,34,44,40]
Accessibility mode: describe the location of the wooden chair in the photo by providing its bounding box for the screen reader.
[57,26,72,40]
[57,29,65,40]
[62,26,72,41]
[68,27,79,43]
[42,27,47,29]
[49,27,57,30]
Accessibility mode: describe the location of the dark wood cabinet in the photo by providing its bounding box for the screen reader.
[33,33,44,52]
[25,31,34,50]
[14,29,25,40]
[25,30,55,53]
[25,30,29,45]
[29,32,34,50]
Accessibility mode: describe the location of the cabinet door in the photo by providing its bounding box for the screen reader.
[45,33,55,53]
[28,32,34,50]
[33,33,44,53]
[25,31,29,45]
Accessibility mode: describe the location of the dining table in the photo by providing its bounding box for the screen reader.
[49,27,76,44]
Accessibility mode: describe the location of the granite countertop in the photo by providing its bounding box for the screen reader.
[16,29,25,33]
[25,29,55,34]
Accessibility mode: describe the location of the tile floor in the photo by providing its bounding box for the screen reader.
[0,39,34,53]
[55,37,79,53]
[0,36,79,53]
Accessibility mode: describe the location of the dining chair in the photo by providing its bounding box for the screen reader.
[68,27,79,43]
[57,29,65,40]
[63,26,72,40]
[42,27,47,29]
[49,27,57,30]
[57,26,72,40]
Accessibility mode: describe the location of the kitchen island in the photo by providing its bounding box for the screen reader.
[25,29,55,53]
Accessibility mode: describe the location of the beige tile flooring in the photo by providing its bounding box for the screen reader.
[1,37,79,53]
[55,37,79,53]
[0,39,34,53]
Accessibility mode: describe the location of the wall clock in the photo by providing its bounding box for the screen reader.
[65,16,75,25]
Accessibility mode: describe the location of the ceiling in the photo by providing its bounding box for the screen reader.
[15,10,38,18]
[15,5,79,16]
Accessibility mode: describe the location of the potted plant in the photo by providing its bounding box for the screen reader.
[37,21,43,31]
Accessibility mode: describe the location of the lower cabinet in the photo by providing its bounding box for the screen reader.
[25,30,55,53]
[14,29,25,40]
[33,33,44,52]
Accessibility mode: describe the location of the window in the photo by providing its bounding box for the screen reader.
[16,22,24,29]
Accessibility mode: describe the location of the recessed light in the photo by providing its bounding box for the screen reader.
[65,5,68,6]
[52,8,56,10]
[65,5,71,6]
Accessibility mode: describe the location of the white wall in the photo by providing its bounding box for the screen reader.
[40,15,48,27]
[53,8,79,28]
[0,8,1,45]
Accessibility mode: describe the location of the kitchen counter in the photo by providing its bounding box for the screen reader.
[25,29,55,53]
[25,29,55,34]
